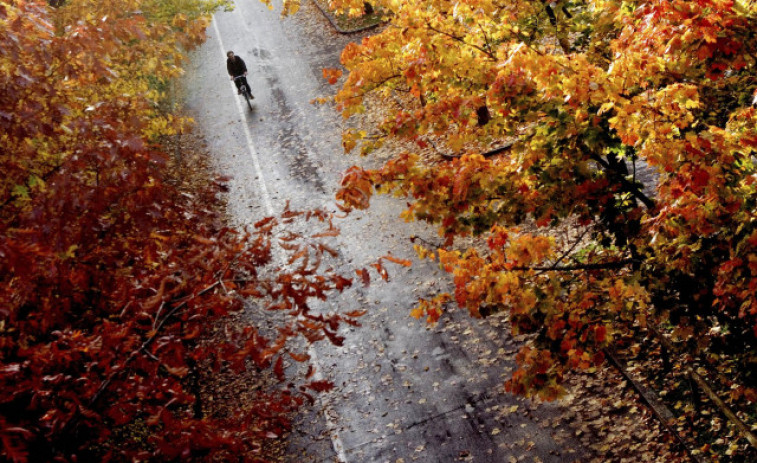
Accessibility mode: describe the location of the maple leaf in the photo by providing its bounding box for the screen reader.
[323,68,343,85]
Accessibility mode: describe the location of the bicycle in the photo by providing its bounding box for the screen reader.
[233,75,254,110]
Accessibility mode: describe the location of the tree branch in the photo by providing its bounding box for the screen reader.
[534,228,591,276]
[87,280,222,408]
[0,162,64,214]
[424,20,498,61]
[440,137,517,160]
[341,73,403,107]
[586,148,656,210]
[508,259,638,272]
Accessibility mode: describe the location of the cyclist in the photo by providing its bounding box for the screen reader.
[226,51,252,98]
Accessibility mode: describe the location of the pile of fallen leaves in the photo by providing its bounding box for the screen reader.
[610,329,757,462]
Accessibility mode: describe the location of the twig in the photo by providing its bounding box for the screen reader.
[153,301,165,330]
[507,259,638,272]
[409,235,444,249]
[340,73,403,107]
[424,20,498,61]
[439,138,517,160]
[534,228,590,276]
[88,280,222,408]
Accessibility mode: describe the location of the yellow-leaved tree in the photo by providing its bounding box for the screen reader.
[328,0,757,409]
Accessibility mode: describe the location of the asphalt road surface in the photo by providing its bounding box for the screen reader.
[183,2,590,462]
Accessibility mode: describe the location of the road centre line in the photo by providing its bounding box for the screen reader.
[211,15,349,463]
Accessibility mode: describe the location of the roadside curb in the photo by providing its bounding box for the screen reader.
[309,0,382,34]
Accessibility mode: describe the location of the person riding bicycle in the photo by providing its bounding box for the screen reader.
[226,51,252,98]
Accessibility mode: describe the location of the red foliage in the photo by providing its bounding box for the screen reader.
[0,2,358,461]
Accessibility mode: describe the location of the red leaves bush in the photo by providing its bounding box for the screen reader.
[1,2,355,461]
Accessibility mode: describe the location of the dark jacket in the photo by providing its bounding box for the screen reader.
[227,56,247,77]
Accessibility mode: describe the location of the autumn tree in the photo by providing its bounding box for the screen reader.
[1,1,359,461]
[331,0,757,401]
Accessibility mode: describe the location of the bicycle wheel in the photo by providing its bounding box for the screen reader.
[243,87,253,110]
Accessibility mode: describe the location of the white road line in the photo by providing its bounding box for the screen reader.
[211,15,349,463]
[212,17,273,216]
[307,348,349,462]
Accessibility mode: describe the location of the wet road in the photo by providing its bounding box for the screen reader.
[183,2,588,462]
